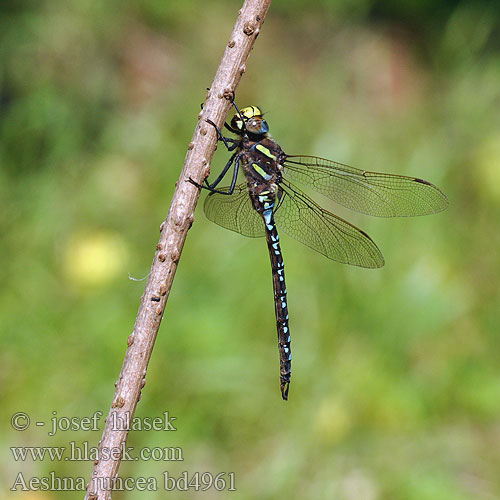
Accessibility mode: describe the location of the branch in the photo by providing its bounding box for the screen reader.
[84,1,272,498]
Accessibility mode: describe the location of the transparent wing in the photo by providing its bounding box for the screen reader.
[284,155,449,217]
[203,183,265,238]
[275,181,384,268]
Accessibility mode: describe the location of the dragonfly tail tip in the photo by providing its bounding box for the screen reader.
[281,381,290,401]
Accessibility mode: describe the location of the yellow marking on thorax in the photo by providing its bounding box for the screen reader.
[252,163,272,180]
[255,144,276,160]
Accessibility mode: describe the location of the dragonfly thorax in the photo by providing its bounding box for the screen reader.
[231,105,269,136]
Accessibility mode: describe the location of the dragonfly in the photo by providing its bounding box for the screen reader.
[190,103,448,400]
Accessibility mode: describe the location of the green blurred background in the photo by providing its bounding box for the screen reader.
[2,0,500,498]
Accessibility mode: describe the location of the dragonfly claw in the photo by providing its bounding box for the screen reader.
[205,118,224,140]
[187,177,202,189]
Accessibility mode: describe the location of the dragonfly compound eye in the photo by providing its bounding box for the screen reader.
[246,117,269,135]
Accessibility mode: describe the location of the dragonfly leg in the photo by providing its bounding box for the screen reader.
[231,101,246,128]
[224,122,240,135]
[205,152,237,190]
[187,155,240,196]
[225,155,240,194]
[187,179,237,196]
[206,119,239,151]
[187,152,235,191]
[204,156,240,195]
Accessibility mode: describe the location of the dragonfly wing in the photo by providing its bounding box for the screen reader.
[203,183,265,238]
[274,181,384,268]
[284,155,449,217]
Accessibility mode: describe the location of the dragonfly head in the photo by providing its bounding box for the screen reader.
[231,105,269,136]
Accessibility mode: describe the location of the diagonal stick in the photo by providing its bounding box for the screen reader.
[84,1,272,498]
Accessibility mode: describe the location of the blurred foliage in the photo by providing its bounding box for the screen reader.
[1,0,500,499]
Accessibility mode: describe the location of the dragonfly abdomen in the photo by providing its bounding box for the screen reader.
[260,203,291,400]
